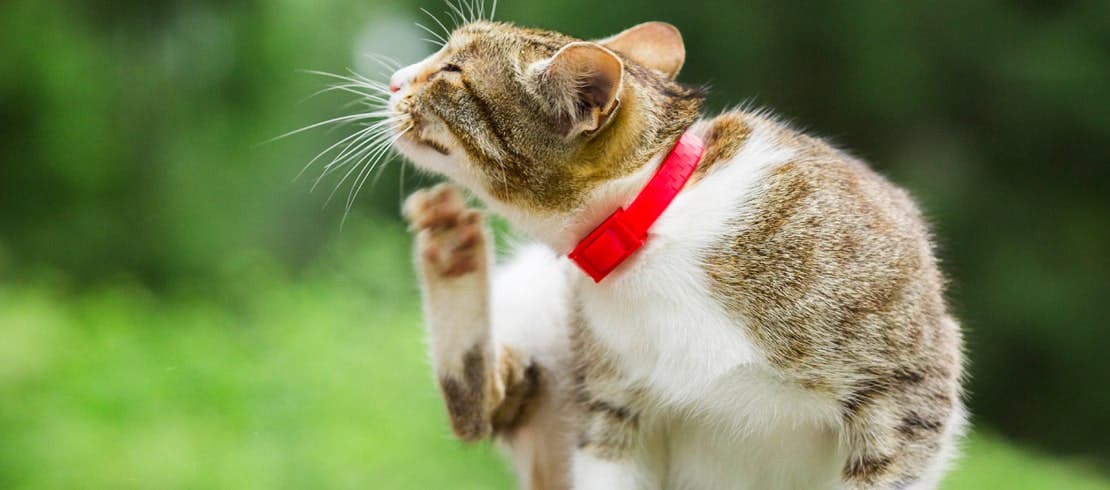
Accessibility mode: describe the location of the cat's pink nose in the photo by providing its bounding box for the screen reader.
[390,65,419,93]
[389,71,406,93]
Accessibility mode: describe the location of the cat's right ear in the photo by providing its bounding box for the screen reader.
[529,42,624,138]
[599,22,685,79]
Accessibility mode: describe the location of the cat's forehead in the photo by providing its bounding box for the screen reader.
[447,21,579,58]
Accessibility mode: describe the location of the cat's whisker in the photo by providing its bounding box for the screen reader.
[301,69,366,84]
[321,108,396,134]
[444,0,467,27]
[329,116,408,166]
[321,126,395,169]
[349,126,411,208]
[324,111,399,136]
[336,98,370,112]
[305,70,388,94]
[263,112,381,144]
[344,70,392,93]
[346,68,386,85]
[306,83,390,104]
[397,150,408,207]
[344,130,408,214]
[301,74,390,103]
[443,10,461,29]
[415,22,448,46]
[314,125,403,194]
[489,0,497,21]
[368,151,399,189]
[494,157,510,197]
[326,81,392,99]
[316,115,407,173]
[365,52,402,70]
[328,128,408,221]
[463,0,476,24]
[296,123,385,181]
[420,8,453,40]
[362,54,402,79]
[299,84,388,105]
[321,121,404,174]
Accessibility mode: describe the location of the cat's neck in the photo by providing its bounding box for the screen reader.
[482,76,706,254]
[488,120,709,254]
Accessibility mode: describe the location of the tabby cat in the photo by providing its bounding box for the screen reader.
[386,17,965,490]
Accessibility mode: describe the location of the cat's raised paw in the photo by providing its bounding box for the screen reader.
[404,185,487,279]
[403,183,468,231]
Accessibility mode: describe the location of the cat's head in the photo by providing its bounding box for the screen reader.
[388,20,704,213]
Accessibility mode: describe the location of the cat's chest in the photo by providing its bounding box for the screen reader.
[570,123,795,404]
[573,188,763,404]
[575,241,758,404]
[573,227,843,488]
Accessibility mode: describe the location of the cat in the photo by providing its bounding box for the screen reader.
[387,17,965,490]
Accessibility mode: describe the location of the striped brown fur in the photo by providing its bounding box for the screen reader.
[701,113,964,488]
[690,111,752,184]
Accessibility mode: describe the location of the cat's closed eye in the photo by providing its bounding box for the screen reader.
[429,63,461,82]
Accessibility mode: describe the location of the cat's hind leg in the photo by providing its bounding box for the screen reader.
[839,366,967,490]
[568,325,652,490]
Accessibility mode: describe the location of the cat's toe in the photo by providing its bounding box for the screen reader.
[403,183,466,231]
[418,208,486,278]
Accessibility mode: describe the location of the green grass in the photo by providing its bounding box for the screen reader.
[0,221,1106,489]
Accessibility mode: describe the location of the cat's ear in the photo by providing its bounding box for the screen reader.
[598,22,685,79]
[531,41,623,138]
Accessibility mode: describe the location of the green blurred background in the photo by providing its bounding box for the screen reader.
[1,0,1107,488]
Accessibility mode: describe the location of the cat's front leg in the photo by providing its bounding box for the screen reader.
[404,183,504,440]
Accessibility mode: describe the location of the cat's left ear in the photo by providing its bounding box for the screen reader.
[598,22,686,79]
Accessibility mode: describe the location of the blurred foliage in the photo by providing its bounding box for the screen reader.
[0,222,517,489]
[0,0,1108,479]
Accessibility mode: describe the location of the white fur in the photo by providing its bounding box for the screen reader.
[421,269,489,375]
[572,451,644,490]
[491,244,573,367]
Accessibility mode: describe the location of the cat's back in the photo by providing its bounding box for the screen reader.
[694,110,961,386]
[692,110,966,487]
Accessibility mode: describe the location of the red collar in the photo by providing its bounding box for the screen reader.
[569,130,705,282]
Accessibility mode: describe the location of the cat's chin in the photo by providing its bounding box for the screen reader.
[393,137,450,172]
[393,137,482,193]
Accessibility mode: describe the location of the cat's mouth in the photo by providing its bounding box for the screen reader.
[392,104,450,156]
[390,90,450,157]
[403,131,450,156]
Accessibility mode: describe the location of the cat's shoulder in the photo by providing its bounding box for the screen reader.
[690,108,919,223]
[692,108,858,183]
